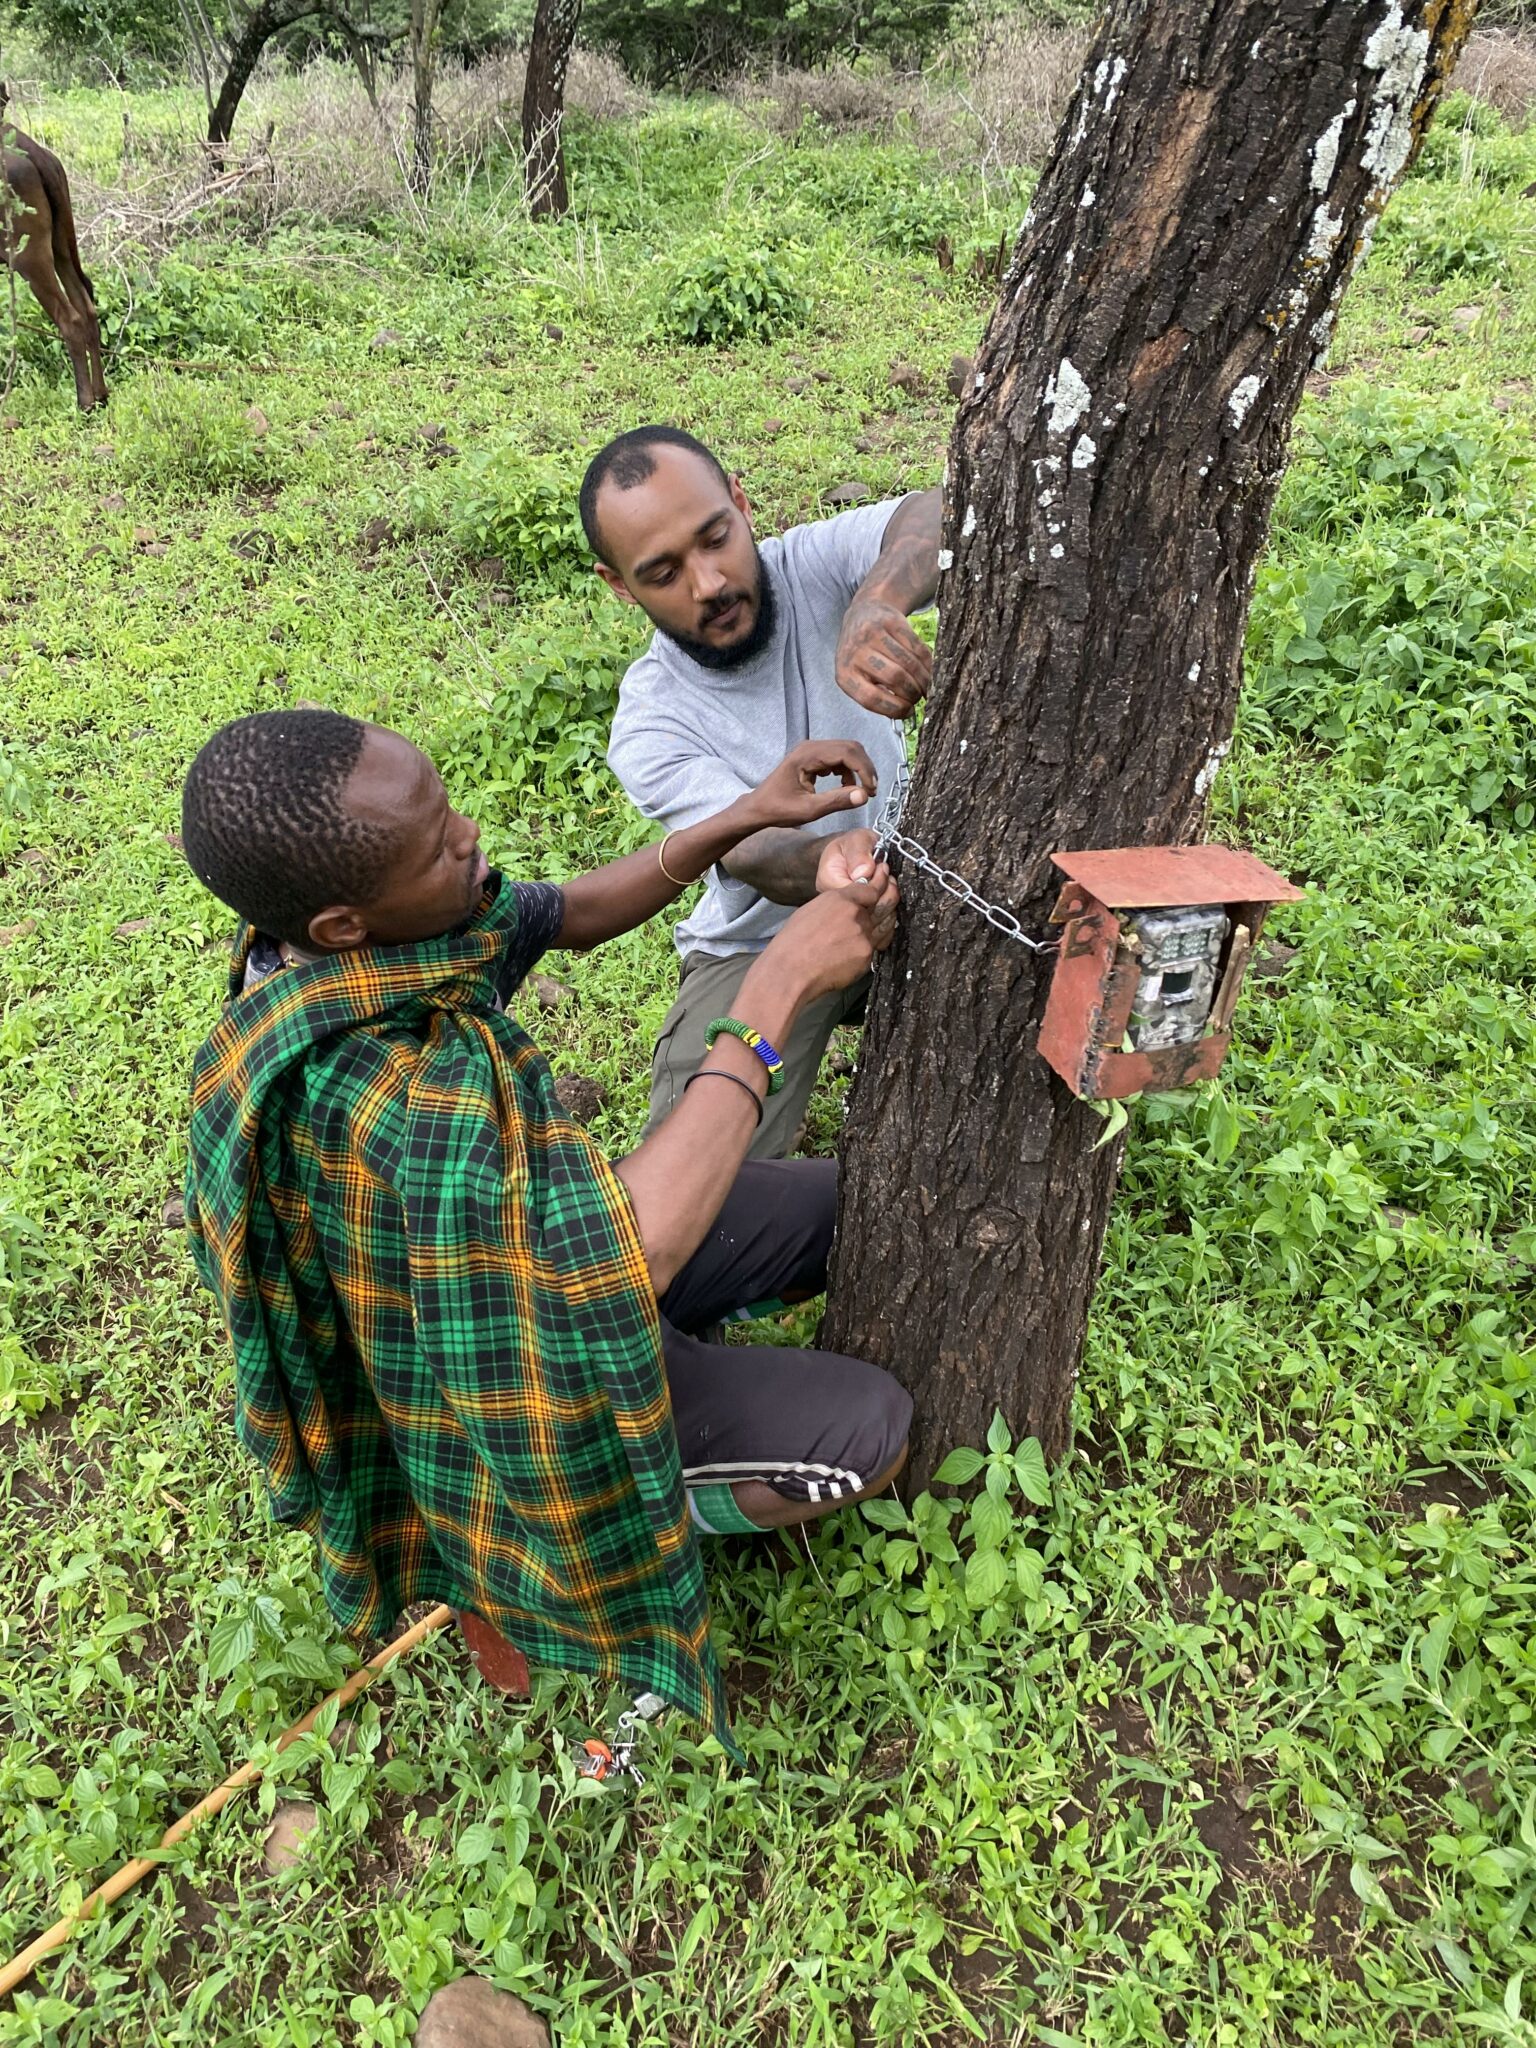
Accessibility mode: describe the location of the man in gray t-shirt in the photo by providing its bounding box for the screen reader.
[592,425,940,1157]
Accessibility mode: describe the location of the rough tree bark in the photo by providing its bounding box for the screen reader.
[408,0,445,195]
[822,0,1478,1492]
[521,0,583,216]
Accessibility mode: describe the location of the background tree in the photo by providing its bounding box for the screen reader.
[199,0,398,155]
[822,0,1480,1493]
[407,0,441,193]
[577,0,963,87]
[0,0,183,80]
[206,0,317,151]
[520,0,579,215]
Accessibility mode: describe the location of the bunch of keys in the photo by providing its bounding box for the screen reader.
[575,1692,667,1787]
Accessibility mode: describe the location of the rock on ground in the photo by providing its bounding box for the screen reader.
[533,973,574,1011]
[416,1977,550,2048]
[262,1800,318,1873]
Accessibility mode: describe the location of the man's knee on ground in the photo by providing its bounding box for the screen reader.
[722,1358,911,1531]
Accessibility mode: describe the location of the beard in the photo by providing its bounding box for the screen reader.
[661,549,779,671]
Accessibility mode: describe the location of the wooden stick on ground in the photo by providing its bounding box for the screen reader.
[0,1601,454,2001]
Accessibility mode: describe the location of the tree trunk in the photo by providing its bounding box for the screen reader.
[207,0,315,152]
[521,0,583,216]
[822,0,1478,1494]
[409,0,444,196]
[178,0,218,124]
[339,17,381,112]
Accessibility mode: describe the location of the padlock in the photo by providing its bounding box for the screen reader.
[575,1739,616,1782]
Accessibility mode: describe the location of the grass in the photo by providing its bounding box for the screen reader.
[1,73,1535,2048]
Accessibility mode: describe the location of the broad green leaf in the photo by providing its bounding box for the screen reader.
[1470,1850,1516,1889]
[986,1411,1011,1457]
[1014,1548,1045,1600]
[206,1611,257,1684]
[24,1764,63,1800]
[1092,1097,1130,1150]
[455,1823,497,1867]
[861,1497,910,1531]
[1423,1724,1464,1765]
[931,1447,984,1487]
[675,1900,716,1968]
[1418,1614,1454,1690]
[1349,1861,1393,1913]
[1433,1936,1473,1986]
[965,1547,1008,1609]
[1205,1093,1241,1165]
[282,1636,341,1686]
[1013,1439,1052,1508]
[969,1492,1012,1553]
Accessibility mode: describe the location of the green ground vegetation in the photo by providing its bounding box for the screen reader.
[1,75,1535,2048]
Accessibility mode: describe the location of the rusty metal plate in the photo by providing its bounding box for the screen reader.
[1050,844,1303,909]
[1090,1032,1232,1101]
[1037,905,1120,1094]
[455,1608,530,1697]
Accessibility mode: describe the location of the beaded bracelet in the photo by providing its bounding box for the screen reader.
[703,1017,786,1095]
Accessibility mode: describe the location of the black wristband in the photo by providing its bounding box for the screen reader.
[683,1068,765,1128]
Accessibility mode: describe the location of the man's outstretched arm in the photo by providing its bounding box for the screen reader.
[613,880,894,1292]
[834,487,942,719]
[555,739,876,950]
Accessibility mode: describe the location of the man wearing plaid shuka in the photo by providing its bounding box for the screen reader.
[181,709,911,1745]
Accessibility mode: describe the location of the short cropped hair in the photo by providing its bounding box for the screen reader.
[181,710,396,946]
[579,425,730,567]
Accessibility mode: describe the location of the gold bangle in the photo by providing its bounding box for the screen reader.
[657,833,690,889]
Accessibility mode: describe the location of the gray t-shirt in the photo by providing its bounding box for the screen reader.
[607,500,909,960]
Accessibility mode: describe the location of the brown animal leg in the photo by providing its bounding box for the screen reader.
[8,228,97,413]
[41,149,108,408]
[4,127,105,412]
[25,256,98,412]
[54,261,106,409]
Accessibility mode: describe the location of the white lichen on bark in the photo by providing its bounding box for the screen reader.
[1227,374,1263,428]
[1310,99,1356,191]
[1194,740,1231,797]
[1044,358,1091,437]
[1362,3,1432,186]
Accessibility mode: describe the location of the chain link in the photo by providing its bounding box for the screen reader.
[873,767,1058,955]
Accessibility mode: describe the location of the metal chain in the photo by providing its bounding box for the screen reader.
[873,766,1058,955]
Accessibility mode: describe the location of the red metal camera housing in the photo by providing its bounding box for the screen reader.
[1037,844,1302,1101]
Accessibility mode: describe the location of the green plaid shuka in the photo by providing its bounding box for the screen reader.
[184,876,731,1744]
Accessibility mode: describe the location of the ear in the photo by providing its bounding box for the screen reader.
[730,473,752,524]
[593,561,636,605]
[306,904,371,951]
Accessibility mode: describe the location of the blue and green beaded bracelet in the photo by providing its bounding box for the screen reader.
[704,1016,786,1095]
